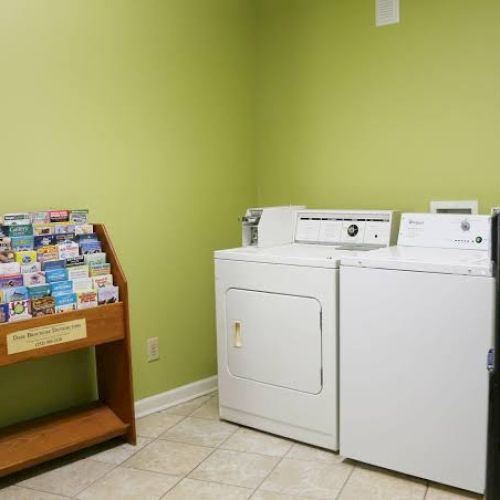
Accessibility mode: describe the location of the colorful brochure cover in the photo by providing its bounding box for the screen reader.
[8,300,31,322]
[28,284,52,299]
[74,224,94,235]
[54,292,77,313]
[15,250,37,265]
[0,237,11,251]
[34,235,56,249]
[72,278,93,292]
[31,296,55,317]
[0,262,21,275]
[41,259,66,271]
[11,236,34,251]
[70,210,89,224]
[0,274,23,288]
[0,250,15,263]
[30,211,50,225]
[97,285,119,305]
[0,303,9,323]
[23,271,46,287]
[67,265,89,281]
[21,262,41,274]
[37,245,59,263]
[80,240,102,255]
[54,233,75,244]
[65,255,85,267]
[76,290,97,309]
[57,241,79,260]
[3,286,29,302]
[45,268,69,283]
[3,213,31,226]
[33,224,54,236]
[54,223,75,235]
[49,210,70,223]
[89,262,111,277]
[51,280,73,294]
[92,274,113,289]
[2,224,33,237]
[76,233,99,243]
[84,252,106,265]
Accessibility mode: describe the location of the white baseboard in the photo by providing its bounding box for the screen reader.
[134,375,218,418]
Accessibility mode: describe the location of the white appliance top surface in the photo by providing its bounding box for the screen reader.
[215,243,376,268]
[341,246,492,276]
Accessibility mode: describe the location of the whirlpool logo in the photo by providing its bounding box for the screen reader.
[407,219,425,225]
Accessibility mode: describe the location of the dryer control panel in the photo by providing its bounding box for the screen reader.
[398,213,491,251]
[294,210,397,248]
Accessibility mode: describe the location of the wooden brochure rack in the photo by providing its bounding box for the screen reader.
[0,224,136,477]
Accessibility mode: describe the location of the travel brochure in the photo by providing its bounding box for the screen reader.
[0,209,119,323]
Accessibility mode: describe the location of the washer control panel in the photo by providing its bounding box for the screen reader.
[398,213,491,250]
[294,210,396,247]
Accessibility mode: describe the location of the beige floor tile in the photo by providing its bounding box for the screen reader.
[86,436,152,465]
[189,449,279,489]
[76,466,179,499]
[338,465,426,500]
[163,395,212,416]
[136,412,184,438]
[0,486,67,499]
[164,478,252,499]
[252,490,316,499]
[160,416,238,447]
[221,428,293,457]
[261,458,353,499]
[426,484,483,499]
[124,439,212,476]
[191,396,220,419]
[286,443,344,465]
[16,458,113,497]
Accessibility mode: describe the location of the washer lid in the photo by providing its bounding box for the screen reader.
[341,246,492,276]
[214,244,377,268]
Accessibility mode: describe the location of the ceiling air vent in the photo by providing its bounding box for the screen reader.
[376,0,400,27]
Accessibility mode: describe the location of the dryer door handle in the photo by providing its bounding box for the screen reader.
[233,321,242,348]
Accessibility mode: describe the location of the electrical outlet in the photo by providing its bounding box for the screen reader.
[147,337,160,362]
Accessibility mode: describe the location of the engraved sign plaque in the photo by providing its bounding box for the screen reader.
[7,319,87,355]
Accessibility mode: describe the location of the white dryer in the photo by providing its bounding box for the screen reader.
[215,209,397,450]
[340,213,494,493]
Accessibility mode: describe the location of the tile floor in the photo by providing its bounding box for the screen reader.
[0,392,484,499]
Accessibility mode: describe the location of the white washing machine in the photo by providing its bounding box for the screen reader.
[215,209,397,450]
[340,213,494,493]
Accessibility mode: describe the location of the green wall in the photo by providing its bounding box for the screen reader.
[255,0,500,213]
[0,0,256,426]
[2,0,500,428]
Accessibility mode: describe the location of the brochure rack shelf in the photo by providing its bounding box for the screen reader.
[0,224,135,477]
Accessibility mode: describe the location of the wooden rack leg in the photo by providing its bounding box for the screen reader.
[95,340,136,444]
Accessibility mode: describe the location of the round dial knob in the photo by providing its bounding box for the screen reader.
[461,220,471,231]
[347,224,359,237]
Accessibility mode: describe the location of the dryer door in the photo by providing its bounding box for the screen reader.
[226,289,322,394]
